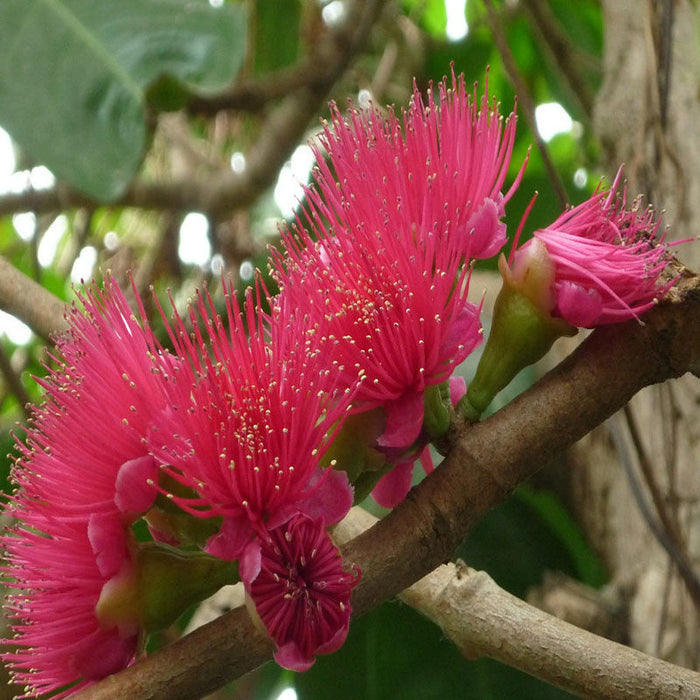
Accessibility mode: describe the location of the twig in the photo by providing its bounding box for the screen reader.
[521,0,597,117]
[620,404,700,609]
[0,256,67,341]
[482,0,570,210]
[335,507,700,700]
[75,272,700,699]
[0,343,30,420]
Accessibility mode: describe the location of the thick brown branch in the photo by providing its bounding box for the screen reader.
[337,507,700,700]
[75,273,700,699]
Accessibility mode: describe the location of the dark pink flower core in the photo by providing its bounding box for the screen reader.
[246,515,358,671]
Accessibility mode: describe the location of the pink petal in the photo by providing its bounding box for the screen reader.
[371,460,414,508]
[554,280,603,328]
[239,540,262,586]
[314,621,350,655]
[114,455,159,518]
[70,628,138,681]
[437,301,482,368]
[377,390,424,449]
[88,513,129,579]
[449,375,466,405]
[205,513,253,561]
[274,640,316,672]
[418,445,434,476]
[463,197,507,259]
[294,467,354,527]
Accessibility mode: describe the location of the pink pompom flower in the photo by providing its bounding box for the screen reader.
[3,279,180,697]
[460,170,683,421]
[148,281,357,562]
[508,169,677,327]
[242,514,358,672]
[308,68,524,263]
[272,72,521,506]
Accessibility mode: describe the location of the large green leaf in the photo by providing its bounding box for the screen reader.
[0,0,246,200]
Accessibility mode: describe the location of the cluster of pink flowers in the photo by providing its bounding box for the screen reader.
[2,69,681,698]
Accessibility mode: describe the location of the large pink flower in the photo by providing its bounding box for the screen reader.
[242,514,358,672]
[509,170,676,327]
[308,69,524,262]
[271,74,514,506]
[3,279,178,696]
[275,224,481,449]
[148,282,356,562]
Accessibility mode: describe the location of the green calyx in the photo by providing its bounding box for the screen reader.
[145,472,222,547]
[458,252,576,422]
[422,382,452,441]
[96,542,239,634]
[323,409,390,503]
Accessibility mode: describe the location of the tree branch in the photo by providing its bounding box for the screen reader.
[0,256,67,341]
[482,0,570,209]
[75,271,700,699]
[521,0,598,117]
[335,507,700,700]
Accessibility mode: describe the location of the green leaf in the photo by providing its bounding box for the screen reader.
[456,487,607,599]
[0,0,247,200]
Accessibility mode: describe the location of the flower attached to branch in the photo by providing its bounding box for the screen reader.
[242,514,358,672]
[510,169,675,327]
[3,512,141,699]
[272,71,523,506]
[460,171,679,421]
[148,281,357,562]
[2,279,181,697]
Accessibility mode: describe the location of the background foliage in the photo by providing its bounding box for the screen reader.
[0,1,617,698]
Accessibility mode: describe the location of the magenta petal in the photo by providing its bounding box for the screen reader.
[315,620,350,655]
[114,455,159,518]
[295,467,354,526]
[71,628,138,681]
[418,445,434,476]
[463,197,507,259]
[371,460,414,508]
[239,540,262,586]
[437,301,482,368]
[205,513,253,561]
[555,280,603,328]
[274,641,315,672]
[449,375,466,405]
[88,513,129,579]
[377,390,424,449]
[146,524,180,546]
